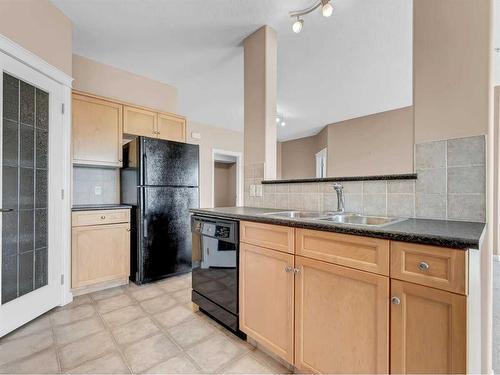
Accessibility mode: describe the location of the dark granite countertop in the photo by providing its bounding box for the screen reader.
[72,204,132,212]
[190,207,485,250]
[262,173,417,184]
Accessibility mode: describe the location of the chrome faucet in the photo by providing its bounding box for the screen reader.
[333,183,345,213]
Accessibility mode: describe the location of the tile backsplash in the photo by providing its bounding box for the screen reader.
[245,135,486,222]
[73,166,120,206]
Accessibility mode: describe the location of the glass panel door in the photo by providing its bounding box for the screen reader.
[1,73,48,304]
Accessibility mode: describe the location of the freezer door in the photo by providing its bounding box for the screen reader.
[141,137,199,187]
[138,186,199,283]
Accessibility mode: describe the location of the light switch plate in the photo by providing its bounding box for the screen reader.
[250,185,256,197]
[94,186,102,196]
[256,185,262,197]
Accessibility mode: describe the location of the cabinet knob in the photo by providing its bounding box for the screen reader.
[100,215,106,219]
[391,296,401,305]
[417,261,430,271]
[284,265,293,273]
[293,268,300,274]
[126,228,131,232]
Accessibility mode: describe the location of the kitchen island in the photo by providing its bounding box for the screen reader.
[190,206,484,374]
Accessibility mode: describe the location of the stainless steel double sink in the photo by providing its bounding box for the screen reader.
[260,210,405,227]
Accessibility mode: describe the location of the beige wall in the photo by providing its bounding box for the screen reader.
[72,54,178,113]
[0,0,72,75]
[244,26,277,178]
[280,136,317,179]
[413,0,490,143]
[214,162,237,207]
[278,106,414,179]
[327,106,414,176]
[187,122,244,208]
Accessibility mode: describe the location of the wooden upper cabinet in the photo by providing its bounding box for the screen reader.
[390,280,467,374]
[72,94,123,167]
[123,105,157,138]
[157,112,186,142]
[239,243,294,363]
[295,255,389,374]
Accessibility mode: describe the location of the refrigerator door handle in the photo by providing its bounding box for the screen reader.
[143,218,148,238]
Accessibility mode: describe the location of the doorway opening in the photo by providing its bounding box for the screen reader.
[212,150,243,208]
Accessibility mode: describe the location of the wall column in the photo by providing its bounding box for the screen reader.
[243,25,277,205]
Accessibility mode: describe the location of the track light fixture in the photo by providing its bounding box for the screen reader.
[289,0,333,33]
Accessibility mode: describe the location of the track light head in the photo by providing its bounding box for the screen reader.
[292,17,304,33]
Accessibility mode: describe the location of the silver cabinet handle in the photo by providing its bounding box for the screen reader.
[126,228,131,232]
[284,265,293,273]
[418,261,430,271]
[391,296,401,305]
[0,208,13,212]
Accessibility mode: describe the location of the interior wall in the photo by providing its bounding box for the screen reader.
[413,0,490,143]
[280,136,318,179]
[187,122,244,208]
[327,106,414,177]
[0,0,72,75]
[72,54,177,113]
[214,162,236,207]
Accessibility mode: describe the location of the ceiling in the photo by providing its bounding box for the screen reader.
[51,0,413,141]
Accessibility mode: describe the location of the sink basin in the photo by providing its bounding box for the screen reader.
[260,211,334,219]
[320,213,403,227]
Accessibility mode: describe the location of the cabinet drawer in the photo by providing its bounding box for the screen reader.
[72,209,130,227]
[296,229,389,275]
[240,221,294,254]
[390,241,467,295]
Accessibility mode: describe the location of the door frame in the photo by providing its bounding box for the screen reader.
[211,149,243,207]
[0,35,73,319]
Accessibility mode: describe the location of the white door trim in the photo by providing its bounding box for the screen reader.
[0,35,73,323]
[0,34,73,87]
[211,149,243,208]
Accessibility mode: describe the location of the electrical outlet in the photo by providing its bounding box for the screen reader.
[256,185,262,197]
[94,186,102,196]
[250,185,256,197]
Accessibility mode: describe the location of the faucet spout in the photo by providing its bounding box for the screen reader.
[333,183,345,213]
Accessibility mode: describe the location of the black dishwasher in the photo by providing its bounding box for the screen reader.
[191,215,244,337]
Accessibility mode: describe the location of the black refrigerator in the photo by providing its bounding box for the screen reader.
[121,137,199,285]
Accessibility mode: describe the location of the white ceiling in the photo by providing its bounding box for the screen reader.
[52,0,413,141]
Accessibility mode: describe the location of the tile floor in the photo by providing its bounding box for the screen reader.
[0,273,291,374]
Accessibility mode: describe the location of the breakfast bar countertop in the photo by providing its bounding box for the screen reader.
[190,206,485,250]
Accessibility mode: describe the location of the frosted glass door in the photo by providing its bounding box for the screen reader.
[1,73,48,304]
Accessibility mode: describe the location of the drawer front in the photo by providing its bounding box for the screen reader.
[240,221,294,254]
[296,229,390,275]
[390,241,467,295]
[72,209,130,227]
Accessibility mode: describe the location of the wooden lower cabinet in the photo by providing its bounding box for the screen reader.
[71,222,130,290]
[295,256,389,374]
[239,243,294,363]
[390,280,467,374]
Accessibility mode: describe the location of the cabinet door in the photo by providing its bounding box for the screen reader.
[239,243,294,363]
[157,113,186,142]
[295,256,389,374]
[71,223,130,289]
[123,105,157,137]
[72,94,123,166]
[391,280,466,374]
